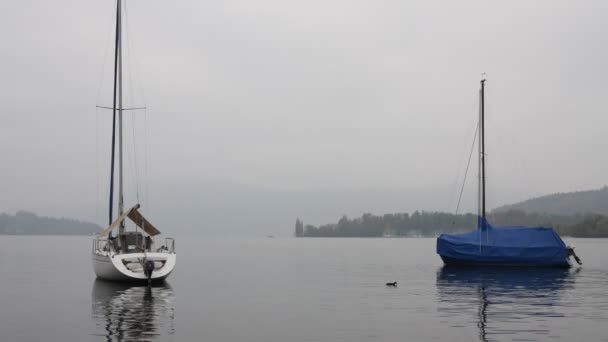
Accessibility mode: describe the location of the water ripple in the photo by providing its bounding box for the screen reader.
[91,280,175,341]
[436,266,608,342]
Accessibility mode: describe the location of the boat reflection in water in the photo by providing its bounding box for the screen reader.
[436,266,579,342]
[91,280,175,341]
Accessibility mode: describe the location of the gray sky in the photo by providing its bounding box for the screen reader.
[1,0,607,227]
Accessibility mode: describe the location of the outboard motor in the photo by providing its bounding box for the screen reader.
[567,246,583,265]
[143,259,155,286]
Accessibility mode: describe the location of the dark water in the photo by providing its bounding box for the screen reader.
[0,236,607,342]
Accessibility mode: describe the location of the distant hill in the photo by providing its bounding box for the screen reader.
[297,209,608,238]
[298,187,608,238]
[494,186,608,216]
[0,211,100,235]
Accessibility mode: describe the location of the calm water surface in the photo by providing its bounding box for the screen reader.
[0,236,607,341]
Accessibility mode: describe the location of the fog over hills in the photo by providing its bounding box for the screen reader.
[1,179,526,237]
[147,181,457,237]
[0,211,99,235]
[495,186,608,216]
[79,179,544,237]
[2,0,608,238]
[4,183,607,237]
[123,183,608,237]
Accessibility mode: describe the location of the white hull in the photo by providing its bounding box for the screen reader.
[92,251,176,282]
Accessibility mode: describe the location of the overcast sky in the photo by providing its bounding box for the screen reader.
[1,0,607,222]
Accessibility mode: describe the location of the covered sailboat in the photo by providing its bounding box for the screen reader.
[438,217,571,267]
[91,0,176,282]
[436,79,578,267]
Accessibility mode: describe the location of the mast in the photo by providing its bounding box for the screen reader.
[108,0,125,233]
[117,0,125,233]
[480,78,486,222]
[108,0,121,226]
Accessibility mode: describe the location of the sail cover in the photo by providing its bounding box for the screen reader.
[437,217,569,267]
[98,204,161,237]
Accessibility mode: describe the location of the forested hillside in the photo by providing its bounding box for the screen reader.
[0,211,100,235]
[296,210,608,238]
[296,187,608,238]
[495,186,608,216]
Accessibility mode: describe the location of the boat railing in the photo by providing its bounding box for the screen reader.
[152,237,175,253]
[165,237,175,253]
[92,238,115,255]
[93,236,175,254]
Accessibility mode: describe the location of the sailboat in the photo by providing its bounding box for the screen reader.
[92,0,176,282]
[436,79,580,267]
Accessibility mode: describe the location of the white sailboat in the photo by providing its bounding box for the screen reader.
[91,0,176,282]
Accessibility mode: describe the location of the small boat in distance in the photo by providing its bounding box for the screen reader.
[436,79,579,267]
[91,0,176,282]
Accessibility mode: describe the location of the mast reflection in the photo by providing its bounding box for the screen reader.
[436,266,578,342]
[91,280,175,341]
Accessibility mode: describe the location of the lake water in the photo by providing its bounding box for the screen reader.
[0,236,607,342]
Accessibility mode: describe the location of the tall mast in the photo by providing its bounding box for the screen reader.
[117,0,125,233]
[108,0,121,226]
[480,78,486,222]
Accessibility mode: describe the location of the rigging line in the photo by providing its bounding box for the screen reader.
[124,1,144,204]
[128,87,142,204]
[123,8,140,202]
[126,121,140,207]
[124,1,138,109]
[127,2,150,210]
[448,93,481,213]
[143,108,150,208]
[123,115,133,200]
[124,5,150,209]
[117,7,135,208]
[96,108,100,224]
[95,2,118,106]
[455,120,479,216]
[124,1,147,105]
[130,111,141,202]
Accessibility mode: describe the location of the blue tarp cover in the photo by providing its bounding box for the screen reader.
[437,217,569,267]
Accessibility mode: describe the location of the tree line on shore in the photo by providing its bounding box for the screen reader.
[295,210,608,238]
[0,211,100,235]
